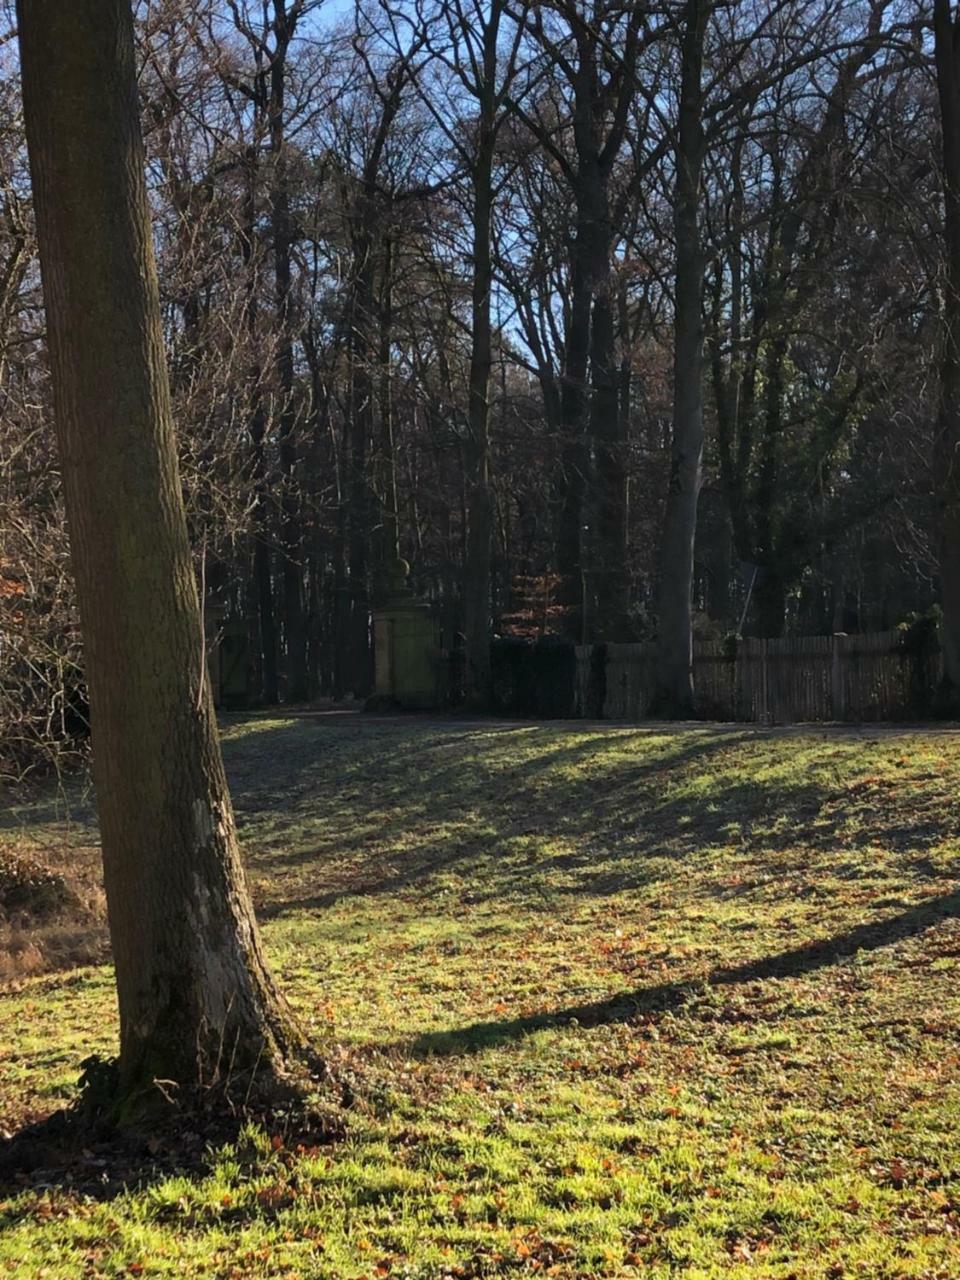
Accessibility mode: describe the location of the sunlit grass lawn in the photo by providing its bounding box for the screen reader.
[2,714,960,1278]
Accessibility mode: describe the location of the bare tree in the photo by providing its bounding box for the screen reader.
[934,0,960,709]
[652,0,709,715]
[373,0,531,699]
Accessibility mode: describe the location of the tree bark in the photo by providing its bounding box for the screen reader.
[18,0,299,1106]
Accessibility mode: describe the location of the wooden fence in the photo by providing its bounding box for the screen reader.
[573,631,943,724]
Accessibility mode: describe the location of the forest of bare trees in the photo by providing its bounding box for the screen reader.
[1,0,955,773]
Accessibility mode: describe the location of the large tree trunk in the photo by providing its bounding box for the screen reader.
[241,155,279,705]
[591,275,629,638]
[555,213,596,637]
[463,117,496,708]
[18,0,299,1106]
[754,570,787,641]
[653,0,708,716]
[270,7,308,703]
[935,0,960,711]
[347,233,376,699]
[373,238,400,593]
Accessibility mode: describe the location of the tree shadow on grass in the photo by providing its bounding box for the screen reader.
[9,717,952,930]
[0,1069,346,1204]
[3,717,956,1207]
[404,888,960,1056]
[223,716,959,924]
[240,723,770,917]
[3,885,957,1205]
[0,1108,208,1200]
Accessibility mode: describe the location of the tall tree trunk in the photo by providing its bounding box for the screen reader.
[333,488,350,700]
[935,0,960,711]
[18,0,299,1104]
[591,273,629,638]
[270,6,308,702]
[374,237,400,594]
[340,59,410,693]
[555,211,595,637]
[241,155,279,704]
[751,332,789,637]
[302,319,333,697]
[347,232,375,698]
[520,6,640,641]
[463,116,496,708]
[254,534,279,704]
[755,570,787,640]
[653,0,708,716]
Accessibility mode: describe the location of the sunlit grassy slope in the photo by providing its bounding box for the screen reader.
[2,715,960,1278]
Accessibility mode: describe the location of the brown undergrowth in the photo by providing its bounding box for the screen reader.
[0,840,107,983]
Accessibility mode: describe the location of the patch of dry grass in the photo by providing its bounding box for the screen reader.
[0,840,106,983]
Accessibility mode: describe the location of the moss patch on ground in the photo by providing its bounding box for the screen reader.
[1,715,960,1278]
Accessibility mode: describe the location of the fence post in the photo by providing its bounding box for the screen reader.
[831,633,846,721]
[740,637,757,721]
[760,638,769,723]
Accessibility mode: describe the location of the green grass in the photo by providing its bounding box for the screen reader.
[2,715,960,1278]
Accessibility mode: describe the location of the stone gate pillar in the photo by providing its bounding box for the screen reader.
[372,559,441,709]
